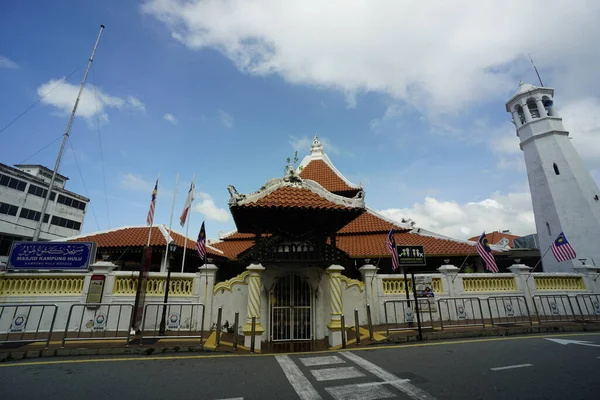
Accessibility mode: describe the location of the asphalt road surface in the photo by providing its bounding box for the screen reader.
[2,332,600,400]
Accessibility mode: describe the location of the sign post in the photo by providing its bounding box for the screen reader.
[410,272,423,341]
[131,246,152,334]
[85,274,106,307]
[396,245,426,326]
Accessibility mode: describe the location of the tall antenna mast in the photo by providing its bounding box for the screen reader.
[528,53,544,87]
[33,25,105,241]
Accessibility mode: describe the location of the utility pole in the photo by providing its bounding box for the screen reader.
[33,25,105,241]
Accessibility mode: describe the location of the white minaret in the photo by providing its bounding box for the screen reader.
[506,82,600,272]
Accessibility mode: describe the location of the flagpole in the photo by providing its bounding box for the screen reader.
[164,173,179,271]
[181,173,195,273]
[147,173,161,247]
[452,254,471,283]
[526,241,554,281]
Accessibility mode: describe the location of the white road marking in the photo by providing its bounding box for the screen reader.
[300,355,345,367]
[275,355,323,400]
[490,364,533,371]
[325,383,396,400]
[545,338,600,348]
[341,352,437,400]
[356,380,411,388]
[310,366,365,381]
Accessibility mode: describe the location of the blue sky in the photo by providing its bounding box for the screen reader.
[1,0,599,241]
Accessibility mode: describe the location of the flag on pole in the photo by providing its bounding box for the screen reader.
[551,232,576,262]
[146,180,158,226]
[476,232,499,273]
[196,221,206,261]
[386,227,399,271]
[179,181,195,227]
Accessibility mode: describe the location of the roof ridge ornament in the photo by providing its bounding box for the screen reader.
[310,135,324,156]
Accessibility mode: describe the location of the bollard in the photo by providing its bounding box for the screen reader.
[215,306,222,347]
[250,316,256,353]
[341,314,346,349]
[366,304,374,341]
[354,308,361,345]
[233,311,239,350]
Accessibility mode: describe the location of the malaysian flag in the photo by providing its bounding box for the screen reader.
[386,227,399,271]
[476,232,499,273]
[196,221,206,262]
[146,179,158,226]
[551,232,577,262]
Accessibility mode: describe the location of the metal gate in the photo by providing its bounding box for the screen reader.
[270,274,312,341]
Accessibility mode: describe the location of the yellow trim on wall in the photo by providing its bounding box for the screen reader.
[462,276,517,292]
[0,276,84,296]
[381,277,443,294]
[339,275,365,292]
[534,276,586,291]
[112,276,194,296]
[213,271,250,295]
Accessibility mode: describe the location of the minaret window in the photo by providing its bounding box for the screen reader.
[553,163,560,175]
[546,222,552,236]
[515,105,525,125]
[526,98,540,119]
[542,96,555,116]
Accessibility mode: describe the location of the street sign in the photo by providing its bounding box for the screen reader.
[86,274,106,305]
[397,245,426,266]
[7,242,96,271]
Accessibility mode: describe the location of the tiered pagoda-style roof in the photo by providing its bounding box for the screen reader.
[212,137,488,261]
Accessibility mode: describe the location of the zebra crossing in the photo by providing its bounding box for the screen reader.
[275,352,437,400]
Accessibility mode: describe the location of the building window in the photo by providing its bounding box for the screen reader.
[0,202,19,216]
[50,215,81,231]
[546,222,552,236]
[553,163,560,175]
[0,174,27,192]
[18,207,50,223]
[57,194,86,211]
[27,184,56,201]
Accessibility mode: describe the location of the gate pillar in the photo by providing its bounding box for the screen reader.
[243,264,265,350]
[326,265,344,346]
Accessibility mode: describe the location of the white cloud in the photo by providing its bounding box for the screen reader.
[218,109,234,128]
[36,78,145,121]
[379,190,535,240]
[289,135,341,155]
[119,173,154,192]
[370,104,408,132]
[164,113,178,125]
[141,0,600,114]
[193,192,229,222]
[0,55,18,69]
[560,98,600,170]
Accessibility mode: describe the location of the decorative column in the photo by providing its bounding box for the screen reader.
[508,263,534,311]
[521,100,533,122]
[535,98,548,118]
[198,264,218,333]
[243,263,265,350]
[359,264,379,325]
[437,263,460,297]
[511,110,522,128]
[326,265,344,346]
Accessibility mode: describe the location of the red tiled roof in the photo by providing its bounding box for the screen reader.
[338,211,409,234]
[299,160,358,194]
[67,226,223,257]
[468,231,521,248]
[336,232,476,257]
[239,186,354,210]
[210,240,255,260]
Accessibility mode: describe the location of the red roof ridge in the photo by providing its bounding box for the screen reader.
[297,136,361,190]
[365,207,414,230]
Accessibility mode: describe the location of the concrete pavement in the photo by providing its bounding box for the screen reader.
[2,332,600,399]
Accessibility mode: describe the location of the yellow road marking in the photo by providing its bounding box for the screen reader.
[2,331,599,368]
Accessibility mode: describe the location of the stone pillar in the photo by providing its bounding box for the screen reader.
[438,264,460,297]
[359,264,379,325]
[573,265,600,293]
[521,100,533,122]
[508,264,534,311]
[326,265,344,346]
[511,111,522,128]
[198,264,218,333]
[535,98,548,118]
[243,264,265,350]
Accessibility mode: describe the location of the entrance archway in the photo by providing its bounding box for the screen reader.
[270,274,312,342]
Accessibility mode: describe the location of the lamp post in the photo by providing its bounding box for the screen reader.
[159,241,177,335]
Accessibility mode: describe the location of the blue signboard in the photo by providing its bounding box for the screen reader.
[7,242,97,271]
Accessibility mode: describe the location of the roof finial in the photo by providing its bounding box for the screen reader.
[310,135,324,156]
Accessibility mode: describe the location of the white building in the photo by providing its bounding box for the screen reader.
[0,163,89,263]
[506,82,600,272]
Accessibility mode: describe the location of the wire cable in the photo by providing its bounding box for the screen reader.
[92,65,111,228]
[67,139,101,231]
[0,61,86,135]
[17,134,64,165]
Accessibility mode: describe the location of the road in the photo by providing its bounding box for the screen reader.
[2,332,600,400]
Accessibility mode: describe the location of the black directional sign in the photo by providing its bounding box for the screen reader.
[397,245,426,266]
